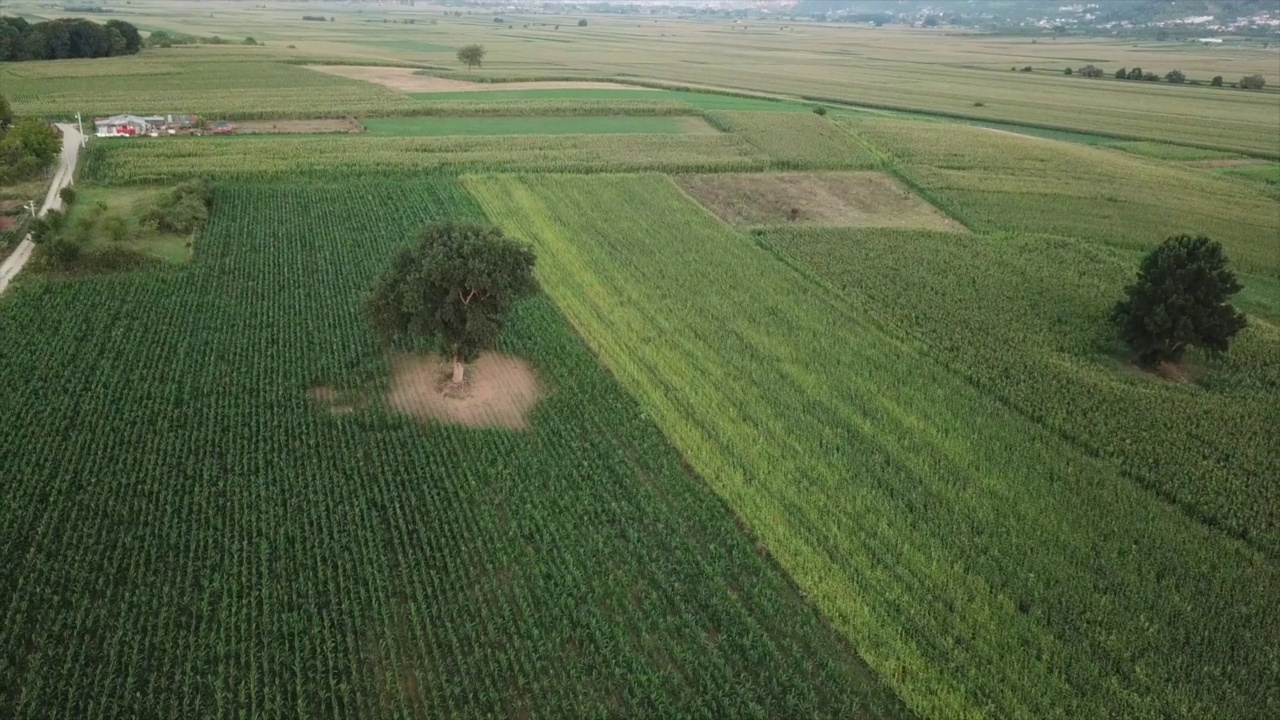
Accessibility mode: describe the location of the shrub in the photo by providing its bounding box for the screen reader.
[812,106,827,116]
[1240,74,1266,90]
[1064,67,1073,75]
[578,19,588,27]
[1210,75,1224,87]
[1165,69,1186,83]
[59,186,77,205]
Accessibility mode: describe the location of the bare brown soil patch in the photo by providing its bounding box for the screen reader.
[0,216,15,232]
[233,118,363,134]
[306,65,655,94]
[385,353,542,431]
[677,171,966,231]
[1183,158,1272,169]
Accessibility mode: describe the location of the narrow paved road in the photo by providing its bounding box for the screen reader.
[0,123,84,295]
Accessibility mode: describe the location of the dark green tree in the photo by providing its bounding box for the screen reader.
[1210,75,1224,87]
[365,223,538,385]
[104,19,142,53]
[456,43,485,69]
[578,19,588,27]
[1127,67,1144,80]
[1240,74,1266,90]
[1115,67,1127,79]
[1111,235,1247,366]
[1165,69,1186,83]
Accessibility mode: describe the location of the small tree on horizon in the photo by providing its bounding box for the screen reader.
[457,44,486,70]
[1111,235,1246,367]
[1210,75,1224,87]
[365,223,538,385]
[1165,69,1186,83]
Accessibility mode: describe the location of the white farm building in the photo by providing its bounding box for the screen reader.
[94,114,199,137]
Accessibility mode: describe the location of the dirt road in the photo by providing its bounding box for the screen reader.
[0,123,82,295]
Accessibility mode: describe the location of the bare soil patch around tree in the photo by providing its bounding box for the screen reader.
[386,353,543,430]
[677,171,966,231]
[233,118,363,134]
[309,353,543,430]
[305,65,655,94]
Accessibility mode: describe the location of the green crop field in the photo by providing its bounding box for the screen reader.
[0,178,907,718]
[466,173,1279,719]
[3,0,1279,717]
[362,115,714,136]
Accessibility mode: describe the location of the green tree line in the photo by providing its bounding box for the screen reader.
[0,16,142,62]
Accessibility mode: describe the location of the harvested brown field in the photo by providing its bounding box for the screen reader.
[305,65,655,94]
[677,171,966,231]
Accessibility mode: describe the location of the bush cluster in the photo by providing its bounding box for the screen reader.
[142,179,214,235]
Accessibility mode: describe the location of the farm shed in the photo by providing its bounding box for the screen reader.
[94,114,149,137]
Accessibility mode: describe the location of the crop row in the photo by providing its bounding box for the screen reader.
[0,179,904,718]
[80,134,772,184]
[465,172,1280,720]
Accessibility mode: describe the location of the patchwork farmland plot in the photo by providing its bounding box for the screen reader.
[465,173,1279,720]
[3,4,1279,718]
[676,172,965,230]
[0,179,906,718]
[845,117,1280,275]
[708,111,880,169]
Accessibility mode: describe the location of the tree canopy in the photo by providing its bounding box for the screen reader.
[1111,235,1247,366]
[0,101,60,184]
[365,223,538,384]
[456,44,485,69]
[0,17,142,61]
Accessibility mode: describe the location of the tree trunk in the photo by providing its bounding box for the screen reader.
[452,356,465,385]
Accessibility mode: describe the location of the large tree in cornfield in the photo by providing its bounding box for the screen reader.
[365,222,537,385]
[1111,235,1246,366]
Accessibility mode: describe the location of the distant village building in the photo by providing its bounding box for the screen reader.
[1196,37,1224,43]
[94,113,199,137]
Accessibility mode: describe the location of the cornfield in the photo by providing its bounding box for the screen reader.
[0,178,906,718]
